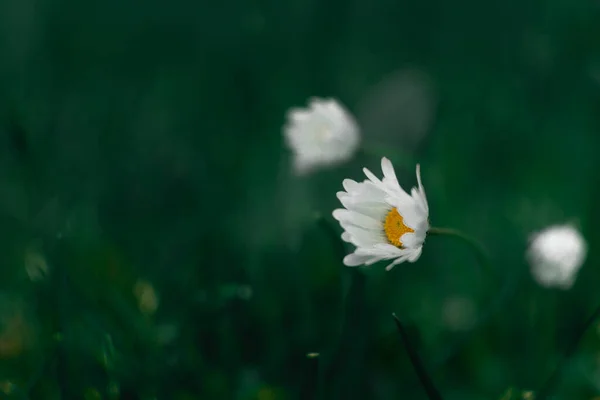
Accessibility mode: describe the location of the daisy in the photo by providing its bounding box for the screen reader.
[283,97,360,175]
[332,157,429,270]
[527,224,587,290]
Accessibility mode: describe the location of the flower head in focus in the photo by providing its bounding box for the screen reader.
[332,157,429,270]
[527,224,587,290]
[284,97,360,175]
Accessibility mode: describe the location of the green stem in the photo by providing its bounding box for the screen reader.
[393,314,444,400]
[427,227,496,278]
[316,214,369,398]
[398,226,521,390]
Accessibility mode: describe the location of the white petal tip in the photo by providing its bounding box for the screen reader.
[342,255,360,267]
[332,209,343,220]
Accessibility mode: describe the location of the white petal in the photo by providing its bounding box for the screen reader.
[415,164,429,213]
[332,209,381,230]
[363,167,383,186]
[364,256,384,266]
[407,247,423,262]
[386,199,422,230]
[359,182,388,200]
[411,223,428,242]
[385,255,411,271]
[372,243,406,255]
[341,223,384,246]
[399,232,419,248]
[380,158,413,202]
[344,253,377,267]
[381,157,398,185]
[342,179,361,193]
[411,187,428,215]
[336,196,389,220]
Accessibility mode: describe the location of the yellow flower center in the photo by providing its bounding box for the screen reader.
[384,207,414,247]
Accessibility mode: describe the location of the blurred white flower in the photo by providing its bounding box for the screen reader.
[332,157,429,270]
[283,97,359,175]
[527,224,587,289]
[357,69,435,152]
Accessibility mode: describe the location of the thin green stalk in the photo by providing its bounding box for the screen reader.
[316,214,369,398]
[403,225,519,388]
[427,227,496,278]
[392,314,444,400]
[56,268,70,398]
[301,353,320,400]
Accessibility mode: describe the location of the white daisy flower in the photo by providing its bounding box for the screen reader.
[527,224,587,290]
[332,157,429,271]
[284,97,360,175]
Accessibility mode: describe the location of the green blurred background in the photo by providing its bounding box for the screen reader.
[0,0,600,398]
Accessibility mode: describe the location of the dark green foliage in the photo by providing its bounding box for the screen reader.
[0,0,599,398]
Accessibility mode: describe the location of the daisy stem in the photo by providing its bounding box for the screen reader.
[392,313,444,400]
[427,227,496,278]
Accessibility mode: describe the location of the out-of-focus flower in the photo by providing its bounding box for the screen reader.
[133,280,159,316]
[527,224,587,290]
[24,248,49,281]
[357,69,435,152]
[283,97,359,175]
[333,157,429,270]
